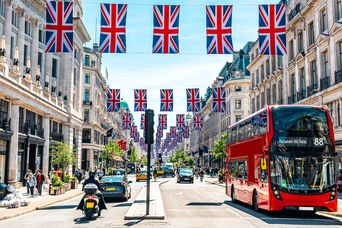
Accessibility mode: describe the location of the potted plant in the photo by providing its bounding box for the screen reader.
[62,175,71,191]
[70,176,78,189]
[49,174,64,195]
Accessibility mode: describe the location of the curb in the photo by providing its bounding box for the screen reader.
[205,179,225,188]
[319,211,342,218]
[124,179,168,220]
[0,190,83,221]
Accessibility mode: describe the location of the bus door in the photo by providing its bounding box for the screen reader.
[258,157,269,208]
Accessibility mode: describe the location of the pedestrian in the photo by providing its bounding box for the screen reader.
[153,167,157,181]
[200,169,204,182]
[24,169,31,195]
[27,171,37,197]
[36,170,45,196]
[218,168,223,184]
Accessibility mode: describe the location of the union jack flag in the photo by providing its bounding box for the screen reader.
[177,132,183,142]
[212,87,226,113]
[130,126,137,138]
[165,133,171,143]
[139,137,144,146]
[153,5,180,54]
[258,4,286,55]
[156,126,163,138]
[158,114,167,130]
[160,89,173,111]
[206,5,233,54]
[193,114,203,131]
[45,1,73,53]
[134,89,147,112]
[170,126,176,138]
[107,89,121,112]
[186,88,200,112]
[176,114,185,130]
[141,114,145,130]
[182,126,190,138]
[99,4,127,53]
[134,132,140,142]
[122,113,132,130]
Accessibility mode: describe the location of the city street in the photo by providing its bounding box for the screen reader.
[1,176,342,228]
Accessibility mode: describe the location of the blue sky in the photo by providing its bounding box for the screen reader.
[82,0,276,136]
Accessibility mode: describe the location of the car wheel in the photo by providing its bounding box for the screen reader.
[136,179,139,182]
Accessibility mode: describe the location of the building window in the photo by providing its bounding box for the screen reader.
[84,109,89,122]
[277,55,283,68]
[261,92,265,108]
[278,80,283,104]
[266,59,270,76]
[271,56,276,72]
[320,7,328,33]
[272,84,276,104]
[84,89,90,101]
[52,58,58,78]
[10,36,14,59]
[290,74,296,97]
[322,51,330,77]
[23,45,28,66]
[82,129,91,143]
[0,99,8,123]
[298,30,303,52]
[235,86,241,92]
[300,68,306,94]
[310,60,317,86]
[73,68,77,86]
[0,0,5,17]
[266,88,271,105]
[235,100,241,109]
[338,41,342,69]
[84,55,90,66]
[338,0,342,21]
[38,29,44,43]
[256,69,259,84]
[85,74,90,84]
[308,21,315,46]
[19,107,24,133]
[24,20,31,36]
[11,10,18,27]
[38,52,42,68]
[289,39,294,60]
[260,64,264,81]
[256,95,260,110]
[235,115,242,122]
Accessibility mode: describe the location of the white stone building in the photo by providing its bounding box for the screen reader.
[0,0,90,186]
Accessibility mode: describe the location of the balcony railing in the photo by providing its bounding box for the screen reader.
[335,69,342,84]
[50,132,64,142]
[297,89,307,101]
[83,100,93,106]
[320,76,331,91]
[0,118,11,131]
[307,84,318,97]
[82,138,91,143]
[288,3,301,22]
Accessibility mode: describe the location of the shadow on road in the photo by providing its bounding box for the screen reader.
[38,204,77,210]
[186,202,222,206]
[73,216,92,224]
[223,200,342,226]
[124,219,144,226]
[113,202,133,207]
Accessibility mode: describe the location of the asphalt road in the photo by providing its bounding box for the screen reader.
[1,176,342,228]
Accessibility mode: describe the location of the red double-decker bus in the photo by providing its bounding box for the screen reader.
[226,105,337,212]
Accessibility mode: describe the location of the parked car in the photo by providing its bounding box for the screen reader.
[163,166,175,177]
[177,168,194,183]
[136,170,148,182]
[99,175,131,201]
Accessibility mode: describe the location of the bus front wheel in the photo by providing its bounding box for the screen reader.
[253,191,259,212]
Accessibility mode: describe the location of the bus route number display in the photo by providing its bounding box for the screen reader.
[277,137,325,147]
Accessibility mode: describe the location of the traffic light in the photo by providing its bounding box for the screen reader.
[145,109,154,144]
[158,153,162,164]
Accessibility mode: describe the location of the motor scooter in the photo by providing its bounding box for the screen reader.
[83,184,99,220]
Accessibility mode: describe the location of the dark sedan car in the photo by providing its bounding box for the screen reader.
[177,168,194,183]
[100,175,131,201]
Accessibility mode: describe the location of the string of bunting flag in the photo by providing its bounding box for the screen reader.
[46,2,286,56]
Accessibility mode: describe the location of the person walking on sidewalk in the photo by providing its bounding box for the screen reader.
[36,170,45,196]
[27,171,37,197]
[199,169,204,182]
[24,169,31,195]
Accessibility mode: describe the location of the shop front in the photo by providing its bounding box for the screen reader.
[0,139,9,183]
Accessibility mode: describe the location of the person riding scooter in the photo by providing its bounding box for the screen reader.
[76,170,107,216]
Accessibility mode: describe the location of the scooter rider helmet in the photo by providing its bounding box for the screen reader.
[89,170,96,178]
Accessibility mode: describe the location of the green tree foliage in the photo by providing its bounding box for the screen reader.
[101,139,125,163]
[129,147,139,163]
[168,150,194,168]
[50,142,76,177]
[140,153,147,166]
[210,133,228,162]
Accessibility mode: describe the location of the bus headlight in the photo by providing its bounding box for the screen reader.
[272,186,282,200]
[329,188,336,200]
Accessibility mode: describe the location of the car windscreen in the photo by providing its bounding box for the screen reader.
[113,170,126,175]
[139,170,147,174]
[180,170,193,175]
[101,176,123,183]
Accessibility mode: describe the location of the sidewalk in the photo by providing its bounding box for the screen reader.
[205,176,225,187]
[124,179,168,220]
[0,185,82,220]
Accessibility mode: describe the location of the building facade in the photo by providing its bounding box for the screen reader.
[0,0,90,185]
[247,0,342,168]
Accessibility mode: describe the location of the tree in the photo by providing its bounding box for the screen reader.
[129,147,139,163]
[140,154,147,166]
[168,150,194,168]
[50,142,76,177]
[102,139,125,166]
[210,133,228,167]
